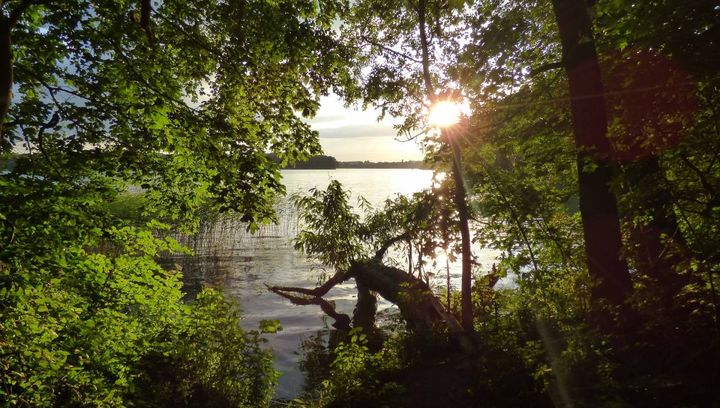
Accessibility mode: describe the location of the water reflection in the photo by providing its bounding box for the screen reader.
[165,169,498,399]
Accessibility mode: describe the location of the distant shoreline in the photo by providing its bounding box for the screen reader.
[2,153,429,172]
[272,154,429,170]
[337,160,427,169]
[281,161,428,170]
[281,162,428,170]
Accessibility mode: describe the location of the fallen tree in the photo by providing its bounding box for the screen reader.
[268,180,470,336]
[269,257,463,335]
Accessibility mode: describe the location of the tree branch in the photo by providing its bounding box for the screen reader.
[267,284,351,330]
[529,60,564,77]
[112,45,198,113]
[680,154,718,196]
[374,232,410,260]
[361,36,422,64]
[267,270,351,298]
[394,129,425,143]
[35,111,64,179]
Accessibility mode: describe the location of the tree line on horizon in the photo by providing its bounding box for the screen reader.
[267,153,428,169]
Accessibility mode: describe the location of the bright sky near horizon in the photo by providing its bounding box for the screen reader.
[309,94,425,162]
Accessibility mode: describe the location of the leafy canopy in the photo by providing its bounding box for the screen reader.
[4,0,352,230]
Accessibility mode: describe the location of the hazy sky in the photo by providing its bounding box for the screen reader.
[309,94,424,162]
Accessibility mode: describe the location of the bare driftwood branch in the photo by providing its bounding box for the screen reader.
[267,284,351,330]
[268,270,351,298]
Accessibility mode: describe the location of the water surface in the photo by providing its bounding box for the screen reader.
[173,169,496,398]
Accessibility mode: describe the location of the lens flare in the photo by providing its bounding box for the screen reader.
[428,101,461,128]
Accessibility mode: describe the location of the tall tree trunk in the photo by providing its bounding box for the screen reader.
[1,0,41,137]
[448,132,474,332]
[417,0,474,333]
[550,0,632,308]
[0,17,13,137]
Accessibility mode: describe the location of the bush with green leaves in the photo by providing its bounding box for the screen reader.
[293,328,404,408]
[0,176,277,406]
[132,289,278,407]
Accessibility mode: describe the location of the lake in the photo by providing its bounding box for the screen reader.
[171,168,498,399]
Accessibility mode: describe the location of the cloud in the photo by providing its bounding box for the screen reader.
[308,114,349,124]
[320,135,423,161]
[318,123,397,139]
[309,93,422,161]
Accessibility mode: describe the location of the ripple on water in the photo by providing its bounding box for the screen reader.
[169,169,500,399]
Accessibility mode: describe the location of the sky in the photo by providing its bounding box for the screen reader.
[308,94,425,162]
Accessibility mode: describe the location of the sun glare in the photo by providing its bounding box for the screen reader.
[428,101,461,128]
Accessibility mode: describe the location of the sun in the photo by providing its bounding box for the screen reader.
[428,101,461,128]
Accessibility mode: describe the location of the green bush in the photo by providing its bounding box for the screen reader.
[133,289,278,407]
[0,179,276,407]
[294,328,404,408]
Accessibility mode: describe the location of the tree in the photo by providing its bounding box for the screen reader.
[269,182,463,336]
[340,0,477,333]
[286,0,720,405]
[593,0,720,319]
[1,0,351,229]
[453,0,720,402]
[0,0,352,404]
[548,0,631,311]
[416,0,475,333]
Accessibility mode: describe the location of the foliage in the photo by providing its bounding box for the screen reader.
[292,180,369,270]
[366,187,457,259]
[292,328,405,408]
[454,0,720,403]
[283,155,338,170]
[3,0,352,231]
[2,0,719,405]
[106,191,150,224]
[132,289,278,408]
[0,0,355,405]
[339,0,467,134]
[0,172,277,406]
[296,332,335,395]
[319,328,403,405]
[292,177,465,283]
[299,0,720,405]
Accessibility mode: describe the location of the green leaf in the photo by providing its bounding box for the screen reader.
[259,319,283,334]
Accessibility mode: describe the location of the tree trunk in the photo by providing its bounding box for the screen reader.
[550,0,632,309]
[353,278,378,331]
[448,133,474,332]
[417,0,474,334]
[269,259,464,335]
[0,17,13,137]
[351,260,464,333]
